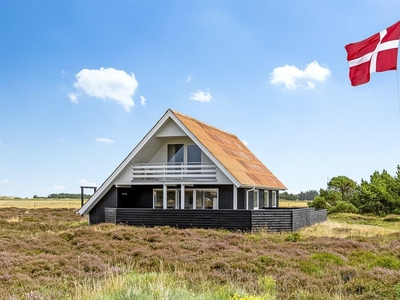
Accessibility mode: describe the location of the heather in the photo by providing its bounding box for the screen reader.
[0,208,399,299]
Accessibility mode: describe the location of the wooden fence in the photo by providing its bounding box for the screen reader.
[104,207,327,231]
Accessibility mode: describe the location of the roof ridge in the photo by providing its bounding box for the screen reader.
[170,109,238,138]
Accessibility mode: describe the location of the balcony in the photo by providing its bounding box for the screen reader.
[132,163,217,182]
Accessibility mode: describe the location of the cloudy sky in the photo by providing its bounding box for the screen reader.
[1,1,399,197]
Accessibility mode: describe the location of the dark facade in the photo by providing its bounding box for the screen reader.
[88,184,326,231]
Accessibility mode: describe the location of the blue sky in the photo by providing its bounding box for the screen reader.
[1,0,399,198]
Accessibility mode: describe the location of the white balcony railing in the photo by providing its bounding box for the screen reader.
[132,163,217,181]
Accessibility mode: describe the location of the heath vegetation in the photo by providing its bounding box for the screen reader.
[0,206,399,299]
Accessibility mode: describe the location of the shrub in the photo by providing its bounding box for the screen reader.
[284,232,301,242]
[329,201,358,214]
[307,196,327,209]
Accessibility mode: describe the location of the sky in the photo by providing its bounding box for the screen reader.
[0,0,399,198]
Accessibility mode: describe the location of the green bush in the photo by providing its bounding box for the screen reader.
[307,196,327,209]
[329,201,358,214]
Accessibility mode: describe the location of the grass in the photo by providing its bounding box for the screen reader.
[278,200,308,208]
[0,201,399,299]
[0,198,82,209]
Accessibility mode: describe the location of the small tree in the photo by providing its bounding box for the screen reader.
[328,176,357,202]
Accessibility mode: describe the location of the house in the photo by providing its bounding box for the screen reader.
[79,109,327,231]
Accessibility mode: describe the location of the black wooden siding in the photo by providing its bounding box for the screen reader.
[89,186,117,225]
[237,188,245,209]
[218,185,233,209]
[104,207,327,231]
[107,208,252,230]
[118,185,160,208]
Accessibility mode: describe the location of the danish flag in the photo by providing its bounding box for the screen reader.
[345,21,400,86]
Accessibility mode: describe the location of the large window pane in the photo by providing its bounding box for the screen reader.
[271,191,276,207]
[185,190,193,209]
[167,190,177,208]
[187,145,201,164]
[168,144,184,164]
[204,190,217,209]
[253,190,259,209]
[264,191,269,208]
[154,190,163,208]
[196,190,203,209]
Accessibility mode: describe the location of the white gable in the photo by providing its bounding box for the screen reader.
[78,109,239,216]
[156,119,187,137]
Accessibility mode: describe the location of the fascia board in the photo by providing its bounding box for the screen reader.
[240,185,287,191]
[79,109,175,215]
[169,113,241,188]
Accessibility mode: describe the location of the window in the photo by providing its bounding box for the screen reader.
[187,145,201,164]
[154,190,163,208]
[168,144,201,164]
[168,144,184,164]
[271,191,277,207]
[153,190,179,209]
[204,190,218,209]
[263,190,269,208]
[253,190,259,209]
[153,188,218,209]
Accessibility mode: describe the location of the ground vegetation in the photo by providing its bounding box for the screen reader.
[0,206,399,299]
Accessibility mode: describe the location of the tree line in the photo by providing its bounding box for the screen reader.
[308,165,400,216]
[279,190,319,201]
[33,193,92,199]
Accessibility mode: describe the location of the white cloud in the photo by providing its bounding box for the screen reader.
[68,93,79,103]
[61,70,68,78]
[78,179,97,187]
[74,67,138,112]
[96,137,114,143]
[140,95,146,106]
[190,90,212,102]
[270,61,331,90]
[0,179,10,184]
[54,185,66,190]
[186,76,193,82]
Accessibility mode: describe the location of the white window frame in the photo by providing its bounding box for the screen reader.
[246,189,259,210]
[153,189,179,209]
[153,188,218,209]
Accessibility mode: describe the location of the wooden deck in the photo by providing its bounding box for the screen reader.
[104,207,327,231]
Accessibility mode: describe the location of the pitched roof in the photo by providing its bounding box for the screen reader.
[79,109,285,215]
[172,110,286,190]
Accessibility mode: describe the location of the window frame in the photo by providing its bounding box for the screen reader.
[153,188,218,209]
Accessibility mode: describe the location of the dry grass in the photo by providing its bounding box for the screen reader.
[278,200,308,208]
[0,199,82,209]
[300,220,399,239]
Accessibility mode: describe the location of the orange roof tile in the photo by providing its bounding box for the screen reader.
[172,110,286,190]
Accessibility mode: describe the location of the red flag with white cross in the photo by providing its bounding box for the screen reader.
[345,21,400,86]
